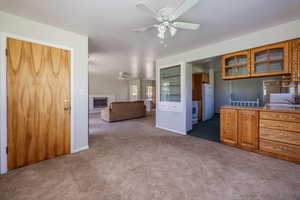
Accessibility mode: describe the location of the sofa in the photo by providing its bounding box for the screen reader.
[101,101,146,122]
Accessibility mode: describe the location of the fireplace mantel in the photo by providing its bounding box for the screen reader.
[89,95,115,112]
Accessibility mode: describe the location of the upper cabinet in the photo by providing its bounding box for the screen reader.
[221,41,293,80]
[251,42,289,77]
[289,38,300,82]
[222,50,251,79]
[192,73,209,101]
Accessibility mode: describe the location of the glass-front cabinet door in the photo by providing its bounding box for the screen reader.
[160,65,181,102]
[222,50,251,79]
[251,42,289,77]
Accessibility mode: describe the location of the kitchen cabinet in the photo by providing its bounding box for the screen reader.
[220,108,238,146]
[221,50,251,79]
[201,73,209,83]
[251,42,289,77]
[192,73,209,101]
[238,110,259,151]
[221,39,297,80]
[260,111,300,163]
[221,108,258,151]
[192,74,202,101]
[221,106,300,164]
[289,38,300,82]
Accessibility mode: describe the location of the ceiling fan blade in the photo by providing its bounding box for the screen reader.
[136,1,162,21]
[170,0,199,21]
[133,24,158,32]
[173,21,200,30]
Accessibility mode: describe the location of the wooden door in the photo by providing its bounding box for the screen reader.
[220,108,238,146]
[7,38,71,170]
[237,110,259,151]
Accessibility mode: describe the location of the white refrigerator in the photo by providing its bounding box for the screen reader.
[202,83,214,121]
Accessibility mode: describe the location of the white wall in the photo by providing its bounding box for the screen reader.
[156,19,300,134]
[0,12,89,173]
[214,71,230,113]
[157,19,300,66]
[156,63,192,134]
[89,73,129,101]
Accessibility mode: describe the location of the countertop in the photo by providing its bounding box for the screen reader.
[221,105,300,113]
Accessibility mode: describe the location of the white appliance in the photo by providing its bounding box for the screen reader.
[202,83,214,121]
[192,101,198,125]
[144,100,152,112]
[269,93,295,105]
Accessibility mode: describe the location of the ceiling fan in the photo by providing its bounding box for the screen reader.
[133,0,200,40]
[118,72,130,80]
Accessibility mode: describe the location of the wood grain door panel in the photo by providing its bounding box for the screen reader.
[260,139,300,160]
[290,38,300,81]
[260,119,300,132]
[260,111,300,123]
[238,110,259,151]
[7,38,70,170]
[260,128,300,146]
[220,108,238,146]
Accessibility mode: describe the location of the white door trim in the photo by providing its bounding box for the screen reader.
[0,32,75,174]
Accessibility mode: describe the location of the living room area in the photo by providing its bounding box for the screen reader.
[88,72,156,125]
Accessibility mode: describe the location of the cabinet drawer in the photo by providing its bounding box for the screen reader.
[260,119,300,132]
[260,139,300,160]
[260,128,300,146]
[260,111,300,123]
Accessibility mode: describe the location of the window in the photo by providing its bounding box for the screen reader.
[131,85,138,96]
[146,86,153,99]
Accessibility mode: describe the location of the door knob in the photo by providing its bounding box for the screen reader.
[64,106,71,111]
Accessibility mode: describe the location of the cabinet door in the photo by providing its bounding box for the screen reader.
[251,42,289,77]
[202,73,209,83]
[192,74,202,101]
[220,108,238,146]
[238,110,259,151]
[222,50,251,80]
[290,39,300,82]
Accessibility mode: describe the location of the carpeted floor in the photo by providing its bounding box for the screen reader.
[0,113,300,200]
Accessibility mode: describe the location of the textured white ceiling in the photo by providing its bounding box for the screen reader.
[1,0,300,79]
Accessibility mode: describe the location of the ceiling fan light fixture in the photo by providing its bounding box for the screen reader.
[158,32,165,39]
[135,0,200,40]
[169,26,177,37]
[118,72,130,80]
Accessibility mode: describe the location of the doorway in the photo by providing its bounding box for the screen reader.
[188,57,221,143]
[6,38,71,170]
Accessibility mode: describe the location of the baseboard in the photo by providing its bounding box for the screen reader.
[72,145,90,154]
[155,125,187,135]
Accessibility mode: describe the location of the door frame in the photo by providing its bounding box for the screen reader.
[0,33,75,174]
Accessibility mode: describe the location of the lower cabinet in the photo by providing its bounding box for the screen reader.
[221,108,258,151]
[221,107,300,164]
[238,110,259,151]
[220,108,238,146]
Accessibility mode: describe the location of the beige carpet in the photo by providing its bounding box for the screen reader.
[0,113,300,200]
